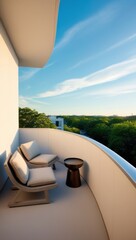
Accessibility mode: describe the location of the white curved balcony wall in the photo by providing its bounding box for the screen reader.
[0,22,19,191]
[19,128,136,240]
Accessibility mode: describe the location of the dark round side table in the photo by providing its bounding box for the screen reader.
[64,158,84,188]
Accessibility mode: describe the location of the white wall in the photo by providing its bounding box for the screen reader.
[19,128,136,240]
[0,22,19,191]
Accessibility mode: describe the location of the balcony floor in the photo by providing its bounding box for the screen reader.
[0,162,109,240]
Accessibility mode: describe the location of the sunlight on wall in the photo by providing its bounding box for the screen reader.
[0,22,19,190]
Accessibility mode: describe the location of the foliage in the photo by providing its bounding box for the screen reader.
[19,107,56,128]
[87,123,110,145]
[63,115,136,167]
[64,124,80,134]
[19,109,136,167]
[108,121,136,167]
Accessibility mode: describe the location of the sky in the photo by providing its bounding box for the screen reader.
[19,0,136,116]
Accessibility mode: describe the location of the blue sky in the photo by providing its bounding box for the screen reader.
[19,0,136,116]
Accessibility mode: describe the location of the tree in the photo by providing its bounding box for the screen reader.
[87,123,110,145]
[108,116,124,125]
[64,124,80,134]
[63,115,136,167]
[108,121,136,167]
[19,107,56,128]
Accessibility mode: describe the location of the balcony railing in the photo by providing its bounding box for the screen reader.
[19,128,136,240]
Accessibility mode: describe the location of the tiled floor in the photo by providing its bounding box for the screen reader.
[0,162,109,240]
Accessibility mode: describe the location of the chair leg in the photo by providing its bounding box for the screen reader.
[9,190,50,207]
[11,184,19,190]
[9,189,22,207]
[44,190,50,203]
[52,164,56,170]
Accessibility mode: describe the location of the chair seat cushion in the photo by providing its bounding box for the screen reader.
[27,167,56,187]
[29,154,57,166]
[20,140,41,161]
[10,151,29,184]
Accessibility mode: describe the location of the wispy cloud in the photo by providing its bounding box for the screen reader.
[55,3,117,50]
[70,55,97,70]
[36,57,136,98]
[19,68,40,81]
[19,96,49,107]
[19,96,29,107]
[44,62,55,69]
[106,33,136,52]
[88,82,136,97]
[71,32,136,70]
[19,62,54,81]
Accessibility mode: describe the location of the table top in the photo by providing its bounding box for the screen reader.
[64,158,83,168]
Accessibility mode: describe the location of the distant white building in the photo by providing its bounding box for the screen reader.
[49,116,64,130]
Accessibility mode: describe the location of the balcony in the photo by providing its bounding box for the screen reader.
[0,128,135,240]
[0,1,136,239]
[0,161,108,240]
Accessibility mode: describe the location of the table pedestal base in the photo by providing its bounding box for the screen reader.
[66,169,81,188]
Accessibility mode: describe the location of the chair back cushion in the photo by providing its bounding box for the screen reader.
[20,140,41,161]
[10,151,29,184]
